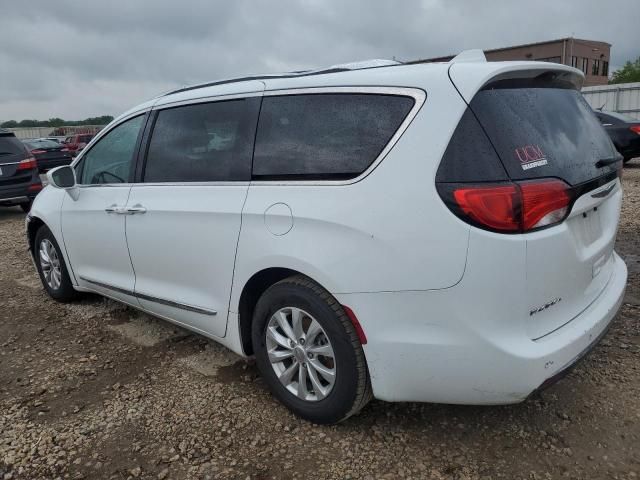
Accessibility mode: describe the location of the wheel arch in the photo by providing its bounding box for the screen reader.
[26,215,47,259]
[237,267,341,356]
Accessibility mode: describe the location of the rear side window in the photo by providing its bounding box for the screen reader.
[469,87,617,185]
[144,98,260,182]
[0,135,28,157]
[253,93,415,180]
[435,108,507,183]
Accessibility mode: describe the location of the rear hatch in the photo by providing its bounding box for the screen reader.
[445,65,622,339]
[32,144,71,163]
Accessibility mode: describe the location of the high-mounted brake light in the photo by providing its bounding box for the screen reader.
[630,125,640,135]
[442,179,573,233]
[16,157,37,171]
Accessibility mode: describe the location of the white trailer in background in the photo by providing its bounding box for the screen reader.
[582,82,640,120]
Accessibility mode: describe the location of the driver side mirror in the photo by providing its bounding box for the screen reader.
[47,165,77,189]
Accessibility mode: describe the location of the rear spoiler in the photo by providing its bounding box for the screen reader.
[448,61,585,104]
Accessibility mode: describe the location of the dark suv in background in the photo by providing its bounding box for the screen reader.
[0,129,43,212]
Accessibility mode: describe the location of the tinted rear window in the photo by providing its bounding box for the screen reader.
[0,135,28,156]
[25,139,60,149]
[253,93,415,179]
[144,98,260,182]
[469,87,617,185]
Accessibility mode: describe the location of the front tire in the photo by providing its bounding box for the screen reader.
[252,275,371,424]
[34,226,78,302]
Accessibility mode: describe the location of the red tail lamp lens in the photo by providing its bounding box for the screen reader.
[519,180,571,230]
[16,157,37,171]
[451,179,572,233]
[453,185,520,232]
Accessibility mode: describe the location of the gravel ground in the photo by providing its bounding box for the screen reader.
[1,162,639,480]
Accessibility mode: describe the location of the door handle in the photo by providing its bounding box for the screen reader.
[126,204,147,215]
[105,204,128,214]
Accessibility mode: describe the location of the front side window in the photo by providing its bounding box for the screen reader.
[79,115,144,184]
[253,93,415,180]
[143,98,259,183]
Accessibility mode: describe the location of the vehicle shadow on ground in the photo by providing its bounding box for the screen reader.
[0,207,25,220]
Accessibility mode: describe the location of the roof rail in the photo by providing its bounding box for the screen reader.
[160,59,402,97]
[450,49,486,63]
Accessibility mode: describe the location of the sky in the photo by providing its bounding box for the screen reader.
[1,0,638,121]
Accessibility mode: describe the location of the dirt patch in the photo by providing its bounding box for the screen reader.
[108,316,189,347]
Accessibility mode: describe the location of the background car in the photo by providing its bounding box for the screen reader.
[0,129,43,211]
[23,138,73,173]
[42,137,66,144]
[63,133,95,157]
[593,110,640,164]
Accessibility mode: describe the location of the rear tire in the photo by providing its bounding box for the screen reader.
[34,226,79,302]
[252,275,371,424]
[19,201,32,213]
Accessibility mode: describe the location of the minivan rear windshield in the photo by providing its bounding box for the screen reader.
[469,86,618,186]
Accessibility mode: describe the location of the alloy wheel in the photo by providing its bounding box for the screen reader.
[39,238,62,290]
[265,307,336,401]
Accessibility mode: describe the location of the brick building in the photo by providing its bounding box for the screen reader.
[413,38,611,86]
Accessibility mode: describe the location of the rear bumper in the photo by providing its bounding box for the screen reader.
[0,185,39,205]
[335,252,627,404]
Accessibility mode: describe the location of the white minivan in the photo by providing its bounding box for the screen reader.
[27,52,627,423]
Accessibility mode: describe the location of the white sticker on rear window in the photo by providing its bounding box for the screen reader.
[515,145,548,171]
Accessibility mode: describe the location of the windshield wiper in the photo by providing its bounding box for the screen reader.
[595,156,622,168]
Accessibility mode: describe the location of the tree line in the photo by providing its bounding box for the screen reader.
[1,116,114,128]
[610,56,640,84]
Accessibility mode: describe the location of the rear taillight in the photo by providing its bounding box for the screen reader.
[440,179,573,233]
[453,184,519,232]
[519,180,571,230]
[16,157,38,171]
[630,126,640,135]
[30,149,46,155]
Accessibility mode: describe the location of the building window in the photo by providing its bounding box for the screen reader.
[592,59,600,76]
[571,56,578,68]
[581,58,589,75]
[602,61,609,77]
